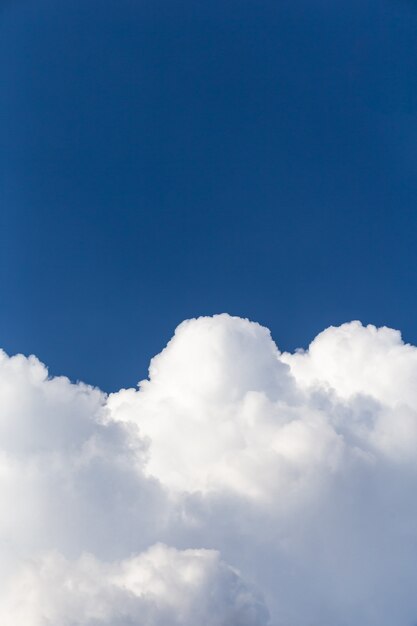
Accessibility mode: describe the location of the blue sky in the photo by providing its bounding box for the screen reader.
[2,0,417,391]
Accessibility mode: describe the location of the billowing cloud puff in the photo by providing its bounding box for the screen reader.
[2,314,417,625]
[1,544,268,626]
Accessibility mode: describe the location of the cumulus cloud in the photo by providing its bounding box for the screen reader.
[1,544,268,626]
[2,314,417,625]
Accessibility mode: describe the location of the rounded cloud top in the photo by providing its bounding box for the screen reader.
[145,313,293,403]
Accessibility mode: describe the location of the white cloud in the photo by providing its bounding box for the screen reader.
[1,544,268,626]
[2,314,417,624]
[281,320,417,407]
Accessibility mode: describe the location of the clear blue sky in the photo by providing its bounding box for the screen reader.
[2,0,417,391]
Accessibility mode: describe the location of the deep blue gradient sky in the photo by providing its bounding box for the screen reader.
[2,0,417,391]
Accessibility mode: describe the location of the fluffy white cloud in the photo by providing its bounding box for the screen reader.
[1,544,268,626]
[3,314,417,625]
[281,320,417,406]
[0,349,166,563]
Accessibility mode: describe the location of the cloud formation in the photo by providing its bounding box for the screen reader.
[2,544,268,626]
[2,314,417,625]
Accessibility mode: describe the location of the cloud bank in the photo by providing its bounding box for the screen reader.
[2,314,417,625]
